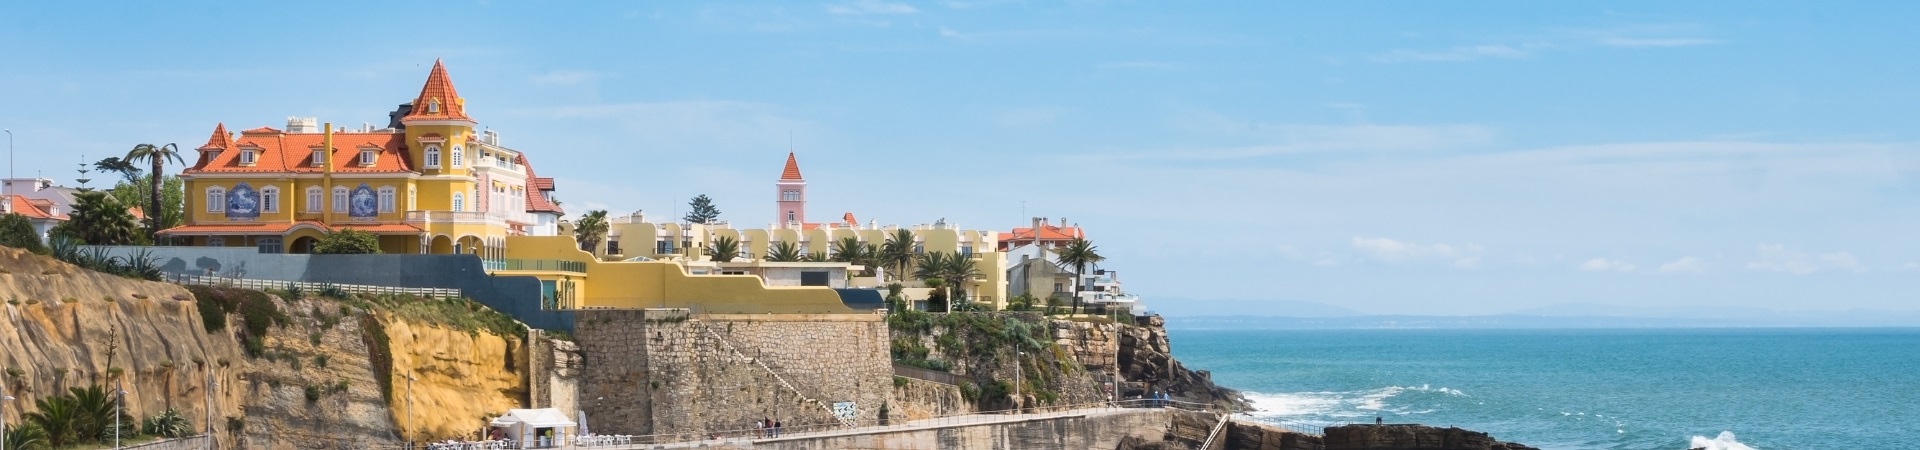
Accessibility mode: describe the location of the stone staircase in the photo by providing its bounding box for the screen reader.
[697,320,854,427]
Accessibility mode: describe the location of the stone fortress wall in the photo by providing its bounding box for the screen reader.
[573,309,892,437]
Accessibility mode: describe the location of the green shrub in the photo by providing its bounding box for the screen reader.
[140,408,194,438]
[359,313,394,402]
[303,385,321,402]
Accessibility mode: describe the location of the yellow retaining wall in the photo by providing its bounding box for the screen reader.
[503,236,858,314]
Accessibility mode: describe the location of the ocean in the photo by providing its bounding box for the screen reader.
[1169,327,1920,450]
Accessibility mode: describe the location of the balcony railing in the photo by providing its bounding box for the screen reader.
[405,211,508,227]
[493,259,588,273]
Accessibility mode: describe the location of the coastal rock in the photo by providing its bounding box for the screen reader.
[1323,424,1539,450]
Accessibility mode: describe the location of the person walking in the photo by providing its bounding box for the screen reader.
[754,419,764,438]
[773,420,782,437]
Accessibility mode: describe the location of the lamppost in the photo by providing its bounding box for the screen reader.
[3,384,15,450]
[115,381,128,449]
[205,374,217,450]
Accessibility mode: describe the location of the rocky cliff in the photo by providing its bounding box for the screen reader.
[1052,315,1247,410]
[0,247,532,448]
[1323,424,1540,450]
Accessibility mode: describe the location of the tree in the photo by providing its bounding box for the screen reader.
[123,143,185,241]
[1054,237,1105,315]
[0,213,47,254]
[313,229,381,254]
[3,422,50,450]
[107,175,185,233]
[683,194,722,224]
[572,210,610,253]
[766,241,803,262]
[56,191,139,246]
[92,157,143,185]
[706,235,741,263]
[879,229,916,282]
[830,236,877,277]
[24,394,80,448]
[913,251,982,309]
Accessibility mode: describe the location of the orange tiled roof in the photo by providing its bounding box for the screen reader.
[184,126,412,174]
[402,59,472,122]
[518,154,564,215]
[159,221,423,236]
[780,152,803,180]
[129,206,145,221]
[999,225,1084,243]
[843,212,857,227]
[2,195,60,220]
[198,123,231,150]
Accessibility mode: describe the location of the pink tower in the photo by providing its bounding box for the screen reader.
[776,152,806,226]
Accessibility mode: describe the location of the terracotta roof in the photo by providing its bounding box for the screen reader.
[159,221,423,236]
[518,154,563,215]
[2,195,60,220]
[999,225,1084,243]
[402,59,472,122]
[128,206,145,221]
[780,152,803,180]
[184,127,413,174]
[198,123,231,150]
[843,212,857,227]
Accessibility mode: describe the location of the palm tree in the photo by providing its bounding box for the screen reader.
[706,235,741,263]
[1055,237,1105,315]
[766,241,803,262]
[879,229,916,282]
[830,237,876,276]
[123,143,184,240]
[572,210,610,253]
[913,252,982,309]
[25,392,80,447]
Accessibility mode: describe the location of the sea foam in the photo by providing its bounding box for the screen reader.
[1689,431,1757,450]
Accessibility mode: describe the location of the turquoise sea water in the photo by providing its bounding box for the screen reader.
[1170,328,1920,450]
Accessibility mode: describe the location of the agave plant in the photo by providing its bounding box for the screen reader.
[4,422,51,450]
[124,248,162,281]
[140,408,194,438]
[48,236,82,264]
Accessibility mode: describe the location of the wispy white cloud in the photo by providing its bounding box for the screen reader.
[1579,257,1637,272]
[1658,256,1708,274]
[1352,237,1485,268]
[1372,44,1533,63]
[1746,244,1864,275]
[1598,37,1721,48]
[826,0,917,15]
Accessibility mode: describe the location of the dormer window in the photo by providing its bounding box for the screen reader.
[360,150,377,166]
[427,99,440,113]
[207,150,222,163]
[239,149,257,165]
[311,149,325,166]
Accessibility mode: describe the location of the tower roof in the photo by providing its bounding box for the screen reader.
[198,123,231,150]
[780,152,803,180]
[403,59,472,122]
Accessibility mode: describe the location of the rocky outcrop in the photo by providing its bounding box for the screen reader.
[1323,424,1540,450]
[383,318,527,441]
[1053,315,1247,411]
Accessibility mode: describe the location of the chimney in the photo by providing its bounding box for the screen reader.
[484,130,500,146]
[1032,217,1045,230]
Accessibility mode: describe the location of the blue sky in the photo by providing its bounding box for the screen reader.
[4,2,1918,316]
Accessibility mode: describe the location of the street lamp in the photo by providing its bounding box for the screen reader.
[115,382,128,449]
[3,129,12,196]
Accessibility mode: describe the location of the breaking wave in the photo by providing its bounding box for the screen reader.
[1689,431,1758,450]
[1244,384,1469,420]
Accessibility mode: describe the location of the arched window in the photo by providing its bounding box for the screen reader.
[425,145,442,168]
[450,146,463,168]
[305,187,322,213]
[452,193,464,212]
[427,99,440,113]
[378,186,397,213]
[206,186,226,213]
[260,186,280,213]
[332,187,348,213]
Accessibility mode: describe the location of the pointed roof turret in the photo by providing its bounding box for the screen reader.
[198,123,231,150]
[780,152,804,180]
[403,59,473,122]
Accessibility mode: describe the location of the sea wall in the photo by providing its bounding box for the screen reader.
[575,309,892,437]
[754,408,1174,450]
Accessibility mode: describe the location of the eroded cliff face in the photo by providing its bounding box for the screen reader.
[0,247,248,447]
[382,318,527,441]
[0,248,532,448]
[1053,315,1248,410]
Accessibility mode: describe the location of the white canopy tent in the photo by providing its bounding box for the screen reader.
[489,408,578,449]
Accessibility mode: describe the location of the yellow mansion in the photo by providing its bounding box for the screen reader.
[161,60,563,255]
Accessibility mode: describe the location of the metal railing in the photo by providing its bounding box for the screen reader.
[617,398,1228,447]
[170,274,462,299]
[493,259,587,273]
[1228,413,1344,437]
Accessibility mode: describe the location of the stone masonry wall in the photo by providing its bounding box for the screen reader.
[576,309,891,438]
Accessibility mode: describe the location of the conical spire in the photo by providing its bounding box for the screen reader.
[198,123,231,150]
[780,152,803,180]
[403,59,472,122]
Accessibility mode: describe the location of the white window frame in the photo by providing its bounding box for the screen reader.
[257,237,283,254]
[452,192,464,212]
[306,187,322,213]
[206,186,226,213]
[450,146,463,168]
[378,186,397,213]
[333,187,348,213]
[425,145,442,169]
[239,149,256,165]
[311,149,325,166]
[360,149,376,166]
[427,100,440,113]
[260,186,280,213]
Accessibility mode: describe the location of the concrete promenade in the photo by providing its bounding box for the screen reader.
[604,405,1171,449]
